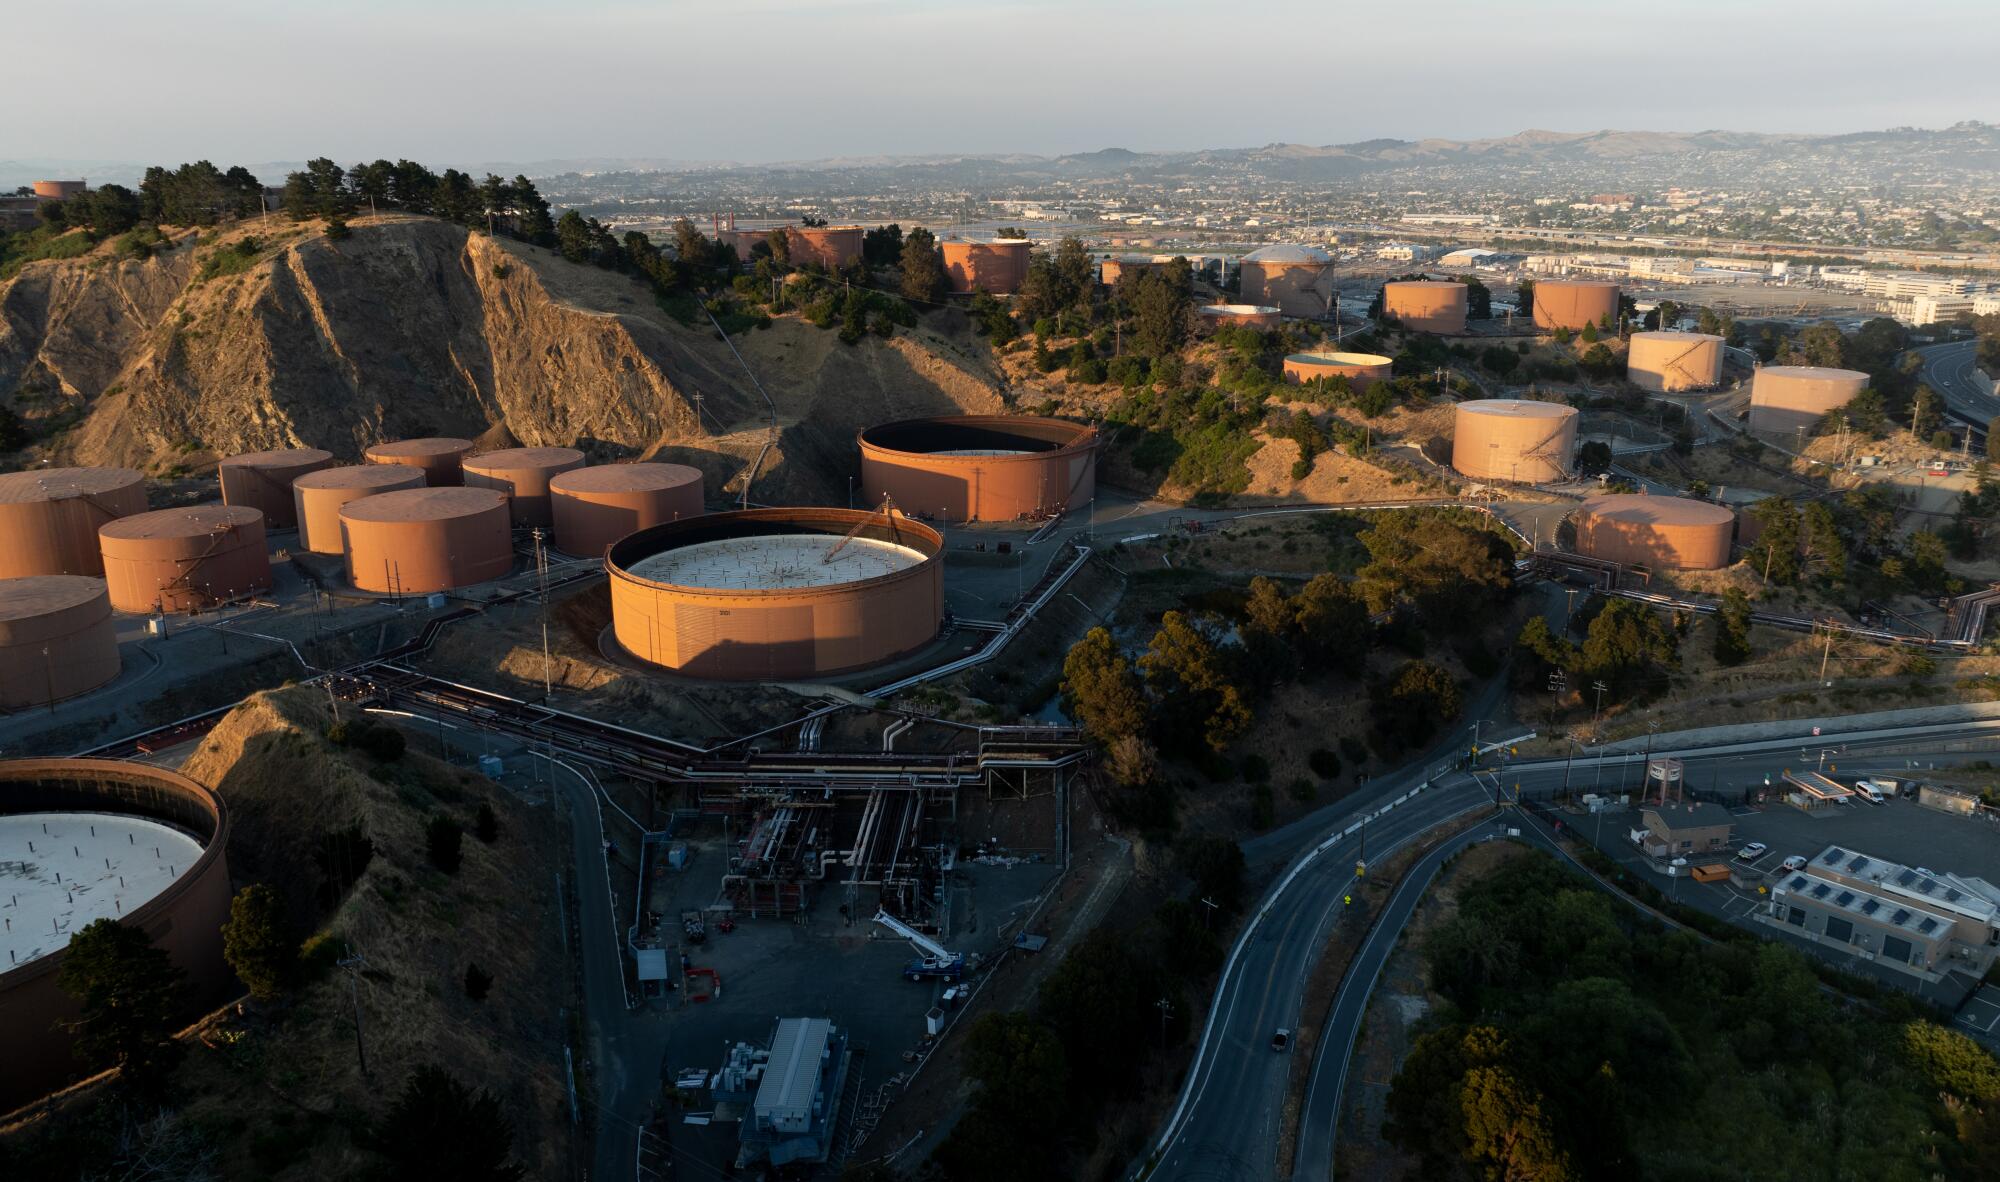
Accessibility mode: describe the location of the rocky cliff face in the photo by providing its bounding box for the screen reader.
[0,215,1006,500]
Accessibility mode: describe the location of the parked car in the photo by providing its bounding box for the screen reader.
[1271,1028,1291,1052]
[1736,842,1769,863]
[1781,855,1807,872]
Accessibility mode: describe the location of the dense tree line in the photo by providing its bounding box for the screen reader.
[1387,852,2000,1180]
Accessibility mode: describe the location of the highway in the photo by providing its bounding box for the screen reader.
[1918,340,2000,431]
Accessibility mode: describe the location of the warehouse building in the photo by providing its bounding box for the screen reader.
[1767,845,2000,980]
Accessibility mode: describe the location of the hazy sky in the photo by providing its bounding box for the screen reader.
[13,0,1998,168]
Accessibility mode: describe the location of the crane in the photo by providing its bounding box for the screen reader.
[872,909,969,982]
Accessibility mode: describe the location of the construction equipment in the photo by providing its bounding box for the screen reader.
[872,909,969,982]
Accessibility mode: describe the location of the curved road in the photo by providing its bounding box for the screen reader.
[1288,723,2000,1181]
[1918,340,1999,431]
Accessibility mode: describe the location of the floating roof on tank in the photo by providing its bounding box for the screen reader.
[552,463,705,493]
[0,575,105,621]
[100,503,260,539]
[1581,493,1734,528]
[219,448,333,467]
[465,447,586,470]
[0,467,143,503]
[1459,399,1576,419]
[367,437,474,458]
[624,535,927,591]
[1287,351,1393,367]
[1242,244,1332,264]
[339,487,508,522]
[295,464,427,490]
[861,415,1094,456]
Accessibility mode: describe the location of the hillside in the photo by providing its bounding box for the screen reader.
[0,214,1005,501]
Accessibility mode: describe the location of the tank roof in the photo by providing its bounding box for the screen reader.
[1629,331,1724,343]
[1458,399,1577,419]
[465,446,586,471]
[1287,351,1393,367]
[1384,278,1465,287]
[100,503,260,540]
[1580,493,1734,527]
[0,467,143,503]
[0,575,105,622]
[552,463,705,493]
[294,464,427,490]
[219,448,333,468]
[1537,279,1619,287]
[625,535,926,591]
[366,437,474,458]
[0,812,203,970]
[1758,365,1869,381]
[338,487,508,522]
[1242,244,1332,264]
[1199,304,1281,315]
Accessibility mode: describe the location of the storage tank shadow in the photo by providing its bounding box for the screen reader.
[606,508,944,681]
[1574,494,1735,570]
[859,416,1097,524]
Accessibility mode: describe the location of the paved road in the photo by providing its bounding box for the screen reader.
[1918,340,1999,430]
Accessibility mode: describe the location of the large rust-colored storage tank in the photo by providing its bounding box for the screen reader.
[1283,352,1394,389]
[550,463,706,557]
[1451,399,1580,483]
[1239,244,1334,319]
[0,467,148,579]
[1626,332,1724,392]
[463,446,586,528]
[1382,280,1468,334]
[0,576,120,708]
[0,759,232,1111]
[858,416,1097,523]
[1748,366,1869,436]
[292,464,428,555]
[941,239,1032,295]
[1197,304,1282,334]
[217,448,333,529]
[1532,281,1620,332]
[364,437,475,486]
[31,180,86,201]
[1574,494,1735,570]
[608,508,944,680]
[791,225,864,269]
[98,504,269,613]
[339,487,513,594]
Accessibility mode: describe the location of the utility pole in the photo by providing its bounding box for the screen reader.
[534,528,552,701]
[1818,621,1834,685]
[1155,996,1174,1051]
[338,944,369,1077]
[1592,680,1609,724]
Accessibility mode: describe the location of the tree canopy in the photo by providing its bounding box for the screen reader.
[56,918,186,1092]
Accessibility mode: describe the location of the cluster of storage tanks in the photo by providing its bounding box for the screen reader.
[1747,366,1870,436]
[1450,399,1581,484]
[1625,332,1725,392]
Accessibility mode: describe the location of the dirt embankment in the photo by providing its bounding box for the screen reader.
[0,215,1008,495]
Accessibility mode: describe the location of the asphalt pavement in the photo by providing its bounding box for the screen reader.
[1918,340,1999,428]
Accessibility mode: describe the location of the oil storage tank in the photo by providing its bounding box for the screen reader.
[0,467,148,579]
[217,448,333,529]
[550,463,705,557]
[1532,281,1620,332]
[98,504,269,613]
[1574,494,1735,570]
[1452,399,1580,483]
[292,464,428,555]
[1239,244,1335,319]
[1382,280,1468,333]
[941,238,1032,295]
[1748,366,1869,436]
[790,225,864,269]
[1197,304,1282,334]
[0,759,231,1111]
[364,437,475,486]
[1626,332,1724,392]
[607,507,943,680]
[339,487,513,594]
[1283,352,1394,389]
[858,415,1097,523]
[0,576,120,708]
[463,446,586,528]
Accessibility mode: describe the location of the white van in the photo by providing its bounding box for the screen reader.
[1858,781,1888,805]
